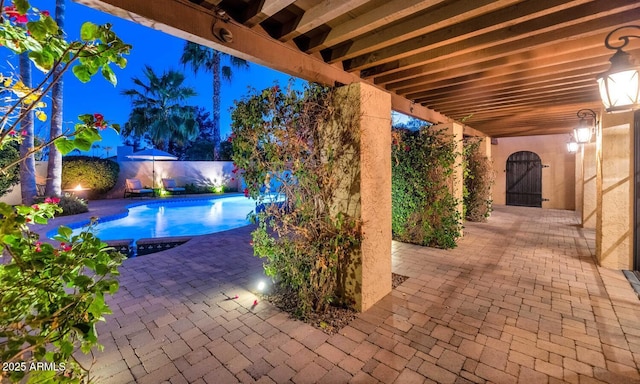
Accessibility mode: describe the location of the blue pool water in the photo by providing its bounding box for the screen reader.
[60,195,277,242]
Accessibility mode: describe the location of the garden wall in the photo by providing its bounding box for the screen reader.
[0,160,239,204]
[492,134,576,210]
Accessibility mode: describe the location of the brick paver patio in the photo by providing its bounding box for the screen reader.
[61,204,640,383]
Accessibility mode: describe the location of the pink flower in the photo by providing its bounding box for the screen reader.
[32,204,39,211]
[52,197,60,204]
[253,300,258,306]
[63,245,72,252]
[25,217,31,223]
[243,188,249,197]
[44,197,52,203]
[8,130,16,136]
[21,130,27,136]
[41,10,50,17]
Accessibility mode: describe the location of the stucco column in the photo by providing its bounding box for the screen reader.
[596,110,634,269]
[575,146,584,223]
[432,122,464,233]
[582,142,597,229]
[330,82,392,311]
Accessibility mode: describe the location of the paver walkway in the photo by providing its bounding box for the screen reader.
[76,205,640,383]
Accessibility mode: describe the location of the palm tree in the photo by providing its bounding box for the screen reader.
[18,51,37,204]
[180,42,248,159]
[121,65,199,151]
[45,0,65,197]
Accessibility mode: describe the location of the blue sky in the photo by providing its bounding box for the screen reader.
[2,0,301,157]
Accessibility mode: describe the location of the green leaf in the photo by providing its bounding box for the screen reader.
[116,56,127,69]
[42,14,59,35]
[15,0,29,15]
[28,49,54,72]
[77,127,102,143]
[111,123,121,134]
[101,64,117,86]
[57,226,73,238]
[73,137,93,151]
[26,20,49,40]
[72,64,91,83]
[54,138,76,155]
[80,22,99,40]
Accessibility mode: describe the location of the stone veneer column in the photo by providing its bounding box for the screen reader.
[432,122,465,234]
[329,82,392,312]
[596,110,634,269]
[582,142,597,229]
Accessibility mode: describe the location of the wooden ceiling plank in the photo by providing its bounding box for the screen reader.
[438,94,597,118]
[324,0,519,63]
[345,0,594,72]
[242,0,297,27]
[305,0,446,53]
[424,86,596,112]
[362,6,640,79]
[389,48,612,94]
[276,0,370,41]
[404,64,606,102]
[415,79,597,108]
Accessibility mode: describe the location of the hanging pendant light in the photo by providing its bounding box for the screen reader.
[597,25,640,113]
[567,136,579,154]
[574,109,597,144]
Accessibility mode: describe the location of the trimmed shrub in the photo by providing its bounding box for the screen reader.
[391,127,462,249]
[463,138,494,222]
[62,156,119,198]
[0,144,20,197]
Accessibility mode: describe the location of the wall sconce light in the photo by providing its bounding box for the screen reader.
[574,109,597,144]
[597,25,640,113]
[567,136,579,154]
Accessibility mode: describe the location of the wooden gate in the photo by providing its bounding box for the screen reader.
[506,151,542,207]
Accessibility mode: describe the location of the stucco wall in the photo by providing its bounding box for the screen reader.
[492,135,576,210]
[0,161,238,204]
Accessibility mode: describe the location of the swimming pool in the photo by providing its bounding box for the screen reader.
[58,195,279,242]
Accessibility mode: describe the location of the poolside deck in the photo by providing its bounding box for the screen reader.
[37,202,640,383]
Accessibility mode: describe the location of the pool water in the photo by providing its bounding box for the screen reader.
[65,196,274,242]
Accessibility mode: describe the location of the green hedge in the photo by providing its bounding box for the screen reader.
[463,138,494,222]
[0,144,20,197]
[391,127,462,249]
[62,156,119,198]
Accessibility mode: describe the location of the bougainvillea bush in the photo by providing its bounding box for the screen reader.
[463,138,494,222]
[231,83,362,317]
[391,127,462,249]
[0,1,130,382]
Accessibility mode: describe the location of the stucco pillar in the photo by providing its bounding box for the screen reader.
[582,142,597,229]
[432,122,464,232]
[482,136,492,160]
[330,82,392,312]
[575,146,584,223]
[596,110,634,269]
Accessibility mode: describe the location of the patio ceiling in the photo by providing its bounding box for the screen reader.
[80,0,640,138]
